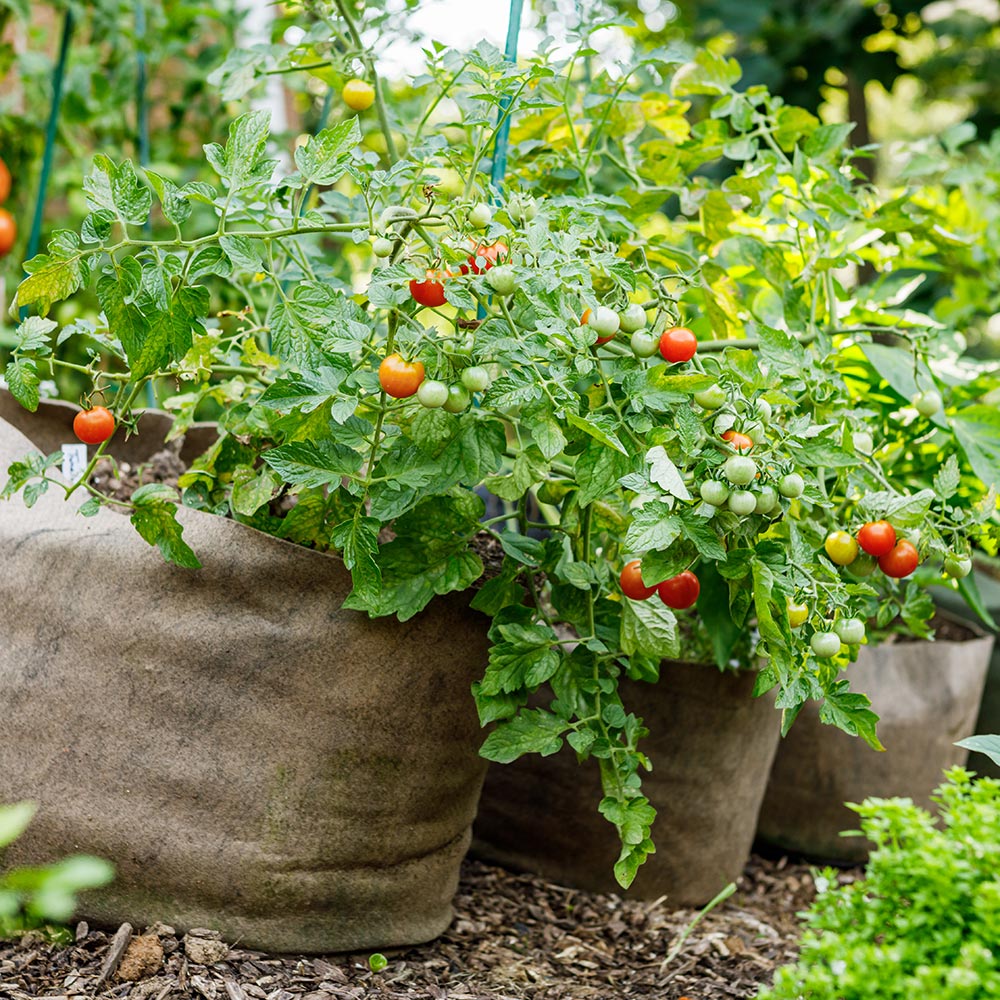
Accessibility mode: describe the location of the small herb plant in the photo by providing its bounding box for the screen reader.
[759,769,1000,1000]
[3,4,997,885]
[0,802,114,940]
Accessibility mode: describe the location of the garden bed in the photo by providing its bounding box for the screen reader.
[0,856,854,1000]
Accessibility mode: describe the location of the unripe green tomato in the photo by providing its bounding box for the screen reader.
[853,431,874,455]
[779,473,805,499]
[442,384,472,413]
[700,480,730,506]
[620,303,647,333]
[944,554,972,579]
[847,553,878,578]
[835,618,866,644]
[724,455,758,486]
[416,379,448,408]
[507,193,536,224]
[755,398,773,424]
[486,265,517,297]
[695,385,727,410]
[755,485,779,514]
[537,480,570,505]
[728,490,757,516]
[811,631,842,659]
[745,422,766,446]
[468,202,493,228]
[630,331,659,358]
[461,366,491,393]
[913,390,943,417]
[372,237,394,258]
[588,306,621,338]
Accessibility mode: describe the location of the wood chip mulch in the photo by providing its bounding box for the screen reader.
[0,855,857,1000]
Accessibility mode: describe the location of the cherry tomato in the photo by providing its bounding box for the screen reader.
[582,305,620,344]
[779,473,804,498]
[694,384,726,410]
[486,265,517,296]
[342,78,375,111]
[857,520,896,558]
[620,560,656,601]
[461,241,508,275]
[409,270,449,308]
[722,429,754,453]
[0,208,16,257]
[847,553,878,578]
[825,531,859,566]
[787,601,809,628]
[879,540,919,578]
[468,203,492,228]
[372,237,394,258]
[810,631,841,659]
[724,455,757,485]
[417,379,449,408]
[443,384,472,413]
[913,390,942,417]
[728,490,757,516]
[620,303,647,333]
[631,331,659,357]
[507,193,537,224]
[379,353,425,398]
[658,570,700,610]
[944,554,972,579]
[835,618,866,644]
[73,406,116,445]
[699,480,729,506]
[853,431,874,454]
[0,157,10,204]
[755,485,778,514]
[461,366,491,393]
[659,326,697,364]
[755,399,773,424]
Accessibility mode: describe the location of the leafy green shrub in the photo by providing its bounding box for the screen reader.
[0,802,113,940]
[759,768,1000,1000]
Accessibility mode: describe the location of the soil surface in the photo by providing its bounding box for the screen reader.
[0,856,856,1000]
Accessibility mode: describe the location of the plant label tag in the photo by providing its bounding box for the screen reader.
[61,443,88,483]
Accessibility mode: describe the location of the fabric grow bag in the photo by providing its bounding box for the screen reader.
[0,396,489,953]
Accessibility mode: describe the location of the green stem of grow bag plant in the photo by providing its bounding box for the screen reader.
[135,0,156,405]
[21,8,75,320]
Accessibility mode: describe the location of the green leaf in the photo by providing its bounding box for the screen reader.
[933,454,961,499]
[12,316,57,353]
[621,597,679,660]
[480,708,568,763]
[672,49,741,96]
[204,110,275,190]
[219,234,265,273]
[802,122,855,158]
[576,438,630,506]
[14,232,88,316]
[110,159,152,226]
[956,735,1000,767]
[256,367,346,415]
[130,485,201,569]
[0,802,36,849]
[625,503,681,552]
[230,465,282,516]
[646,445,691,501]
[262,440,362,489]
[332,508,382,605]
[951,406,1000,491]
[819,684,883,751]
[293,117,362,185]
[695,561,742,668]
[145,170,193,226]
[5,359,40,412]
[566,412,628,455]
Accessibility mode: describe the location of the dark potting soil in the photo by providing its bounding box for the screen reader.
[0,855,856,1000]
[890,612,980,644]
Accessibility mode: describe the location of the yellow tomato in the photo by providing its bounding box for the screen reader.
[342,78,375,111]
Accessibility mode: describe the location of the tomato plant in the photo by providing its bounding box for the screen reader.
[72,406,115,445]
[4,8,998,891]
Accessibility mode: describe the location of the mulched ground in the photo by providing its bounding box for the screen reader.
[0,855,857,1000]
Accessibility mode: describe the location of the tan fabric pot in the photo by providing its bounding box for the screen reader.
[757,624,995,862]
[471,661,781,905]
[0,396,489,953]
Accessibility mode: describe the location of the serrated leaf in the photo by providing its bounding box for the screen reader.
[646,445,690,500]
[480,708,568,763]
[5,359,39,411]
[262,440,362,488]
[621,597,679,660]
[293,117,361,185]
[130,487,201,569]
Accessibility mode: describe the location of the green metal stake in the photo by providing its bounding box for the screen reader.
[490,0,524,196]
[21,8,75,319]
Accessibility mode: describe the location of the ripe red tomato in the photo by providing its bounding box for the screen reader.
[879,539,919,579]
[0,158,10,204]
[620,560,656,601]
[658,326,697,363]
[73,406,115,445]
[857,520,896,557]
[657,570,700,610]
[378,353,425,398]
[460,241,508,275]
[721,429,754,453]
[409,270,449,308]
[0,208,16,256]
